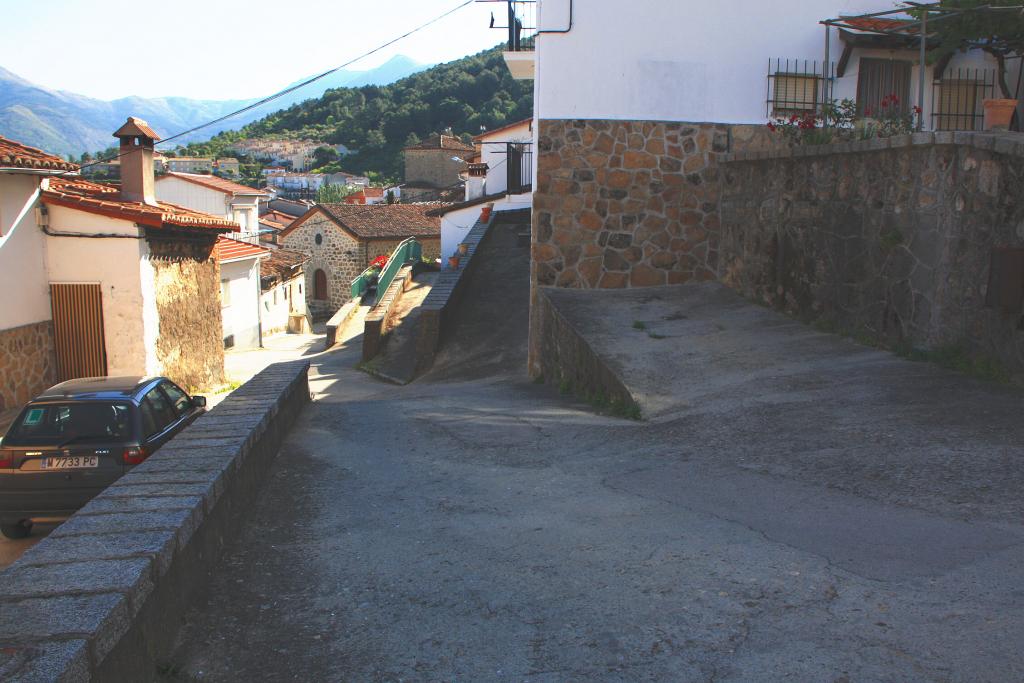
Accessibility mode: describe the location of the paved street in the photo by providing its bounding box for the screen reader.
[165,285,1024,682]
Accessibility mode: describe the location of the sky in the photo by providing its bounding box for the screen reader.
[0,0,503,100]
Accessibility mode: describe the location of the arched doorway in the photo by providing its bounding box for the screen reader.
[314,269,328,301]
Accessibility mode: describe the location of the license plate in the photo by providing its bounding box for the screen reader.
[40,456,99,469]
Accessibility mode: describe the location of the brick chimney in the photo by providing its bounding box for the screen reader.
[112,117,160,205]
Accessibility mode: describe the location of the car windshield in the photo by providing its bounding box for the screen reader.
[3,402,133,446]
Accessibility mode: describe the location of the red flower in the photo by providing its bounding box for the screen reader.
[767,121,777,132]
[864,107,873,116]
[789,114,799,124]
[890,93,899,104]
[912,105,922,114]
[369,255,388,269]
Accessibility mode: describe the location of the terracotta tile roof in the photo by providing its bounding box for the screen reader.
[404,134,475,152]
[840,16,917,34]
[281,203,444,240]
[0,136,79,172]
[260,248,309,282]
[158,172,269,197]
[472,117,533,141]
[41,177,239,231]
[259,210,294,230]
[215,236,271,263]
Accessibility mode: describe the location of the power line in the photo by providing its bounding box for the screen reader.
[68,0,475,176]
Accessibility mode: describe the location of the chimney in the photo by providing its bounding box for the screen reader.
[112,116,160,205]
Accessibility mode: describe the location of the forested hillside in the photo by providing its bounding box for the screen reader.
[186,45,532,180]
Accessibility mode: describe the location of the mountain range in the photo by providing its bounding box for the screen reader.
[0,55,428,158]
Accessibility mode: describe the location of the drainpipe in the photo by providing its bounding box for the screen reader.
[918,9,927,131]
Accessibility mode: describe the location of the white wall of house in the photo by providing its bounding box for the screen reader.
[156,176,257,235]
[43,205,153,376]
[477,121,533,196]
[260,274,306,336]
[534,0,1016,127]
[0,173,49,331]
[220,257,263,350]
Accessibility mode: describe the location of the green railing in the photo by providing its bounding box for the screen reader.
[349,237,423,302]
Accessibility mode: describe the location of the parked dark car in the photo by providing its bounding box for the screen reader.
[0,376,206,539]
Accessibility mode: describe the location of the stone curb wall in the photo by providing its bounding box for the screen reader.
[413,216,495,375]
[719,130,1024,377]
[325,299,361,349]
[362,265,413,362]
[722,130,1024,164]
[533,288,640,416]
[0,361,311,682]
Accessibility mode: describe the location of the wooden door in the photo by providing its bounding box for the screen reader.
[50,283,108,381]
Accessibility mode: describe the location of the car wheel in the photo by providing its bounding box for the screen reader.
[0,520,32,540]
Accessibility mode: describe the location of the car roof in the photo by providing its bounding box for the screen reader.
[35,376,160,401]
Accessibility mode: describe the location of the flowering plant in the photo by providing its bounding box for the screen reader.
[369,255,388,270]
[767,95,921,146]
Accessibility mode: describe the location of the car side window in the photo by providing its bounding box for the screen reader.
[142,387,176,438]
[161,381,192,417]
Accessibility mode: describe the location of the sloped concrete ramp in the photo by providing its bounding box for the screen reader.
[543,282,1024,422]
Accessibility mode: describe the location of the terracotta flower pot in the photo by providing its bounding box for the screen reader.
[983,99,1018,131]
[480,206,492,222]
[457,243,469,255]
[448,255,461,269]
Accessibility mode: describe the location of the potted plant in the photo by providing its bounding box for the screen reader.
[919,1,1023,130]
[457,242,469,255]
[448,255,461,269]
[480,203,494,222]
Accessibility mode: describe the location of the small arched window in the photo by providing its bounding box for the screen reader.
[314,269,328,301]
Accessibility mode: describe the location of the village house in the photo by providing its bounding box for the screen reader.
[513,0,1024,375]
[401,133,476,202]
[432,117,534,263]
[215,158,240,176]
[155,171,269,240]
[343,186,387,205]
[215,236,270,350]
[165,156,214,174]
[279,203,443,318]
[0,119,238,407]
[260,248,311,336]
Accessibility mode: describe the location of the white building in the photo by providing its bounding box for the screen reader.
[165,157,214,174]
[215,237,270,350]
[433,118,535,266]
[259,248,310,337]
[0,119,237,403]
[156,172,269,239]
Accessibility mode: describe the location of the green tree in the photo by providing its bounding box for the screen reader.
[316,183,356,203]
[920,1,1024,98]
[313,145,340,168]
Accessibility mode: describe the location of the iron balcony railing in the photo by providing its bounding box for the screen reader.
[766,58,836,118]
[931,67,996,131]
[490,0,536,51]
[506,141,533,194]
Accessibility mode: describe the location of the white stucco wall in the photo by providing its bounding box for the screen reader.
[44,205,152,376]
[0,173,50,330]
[534,0,1017,126]
[220,258,263,350]
[477,122,533,196]
[156,176,257,235]
[260,274,306,336]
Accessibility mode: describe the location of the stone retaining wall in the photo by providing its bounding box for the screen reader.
[0,361,311,682]
[720,131,1024,378]
[362,265,413,362]
[0,320,56,412]
[414,216,494,375]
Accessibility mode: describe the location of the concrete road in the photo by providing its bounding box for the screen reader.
[165,292,1024,682]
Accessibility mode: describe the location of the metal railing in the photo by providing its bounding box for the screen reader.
[766,58,835,118]
[930,67,996,131]
[349,237,423,302]
[507,142,533,195]
[491,0,536,51]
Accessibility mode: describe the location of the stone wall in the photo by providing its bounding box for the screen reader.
[404,149,470,189]
[0,361,310,682]
[281,212,365,318]
[720,131,1024,378]
[150,238,225,392]
[532,119,773,290]
[0,320,56,412]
